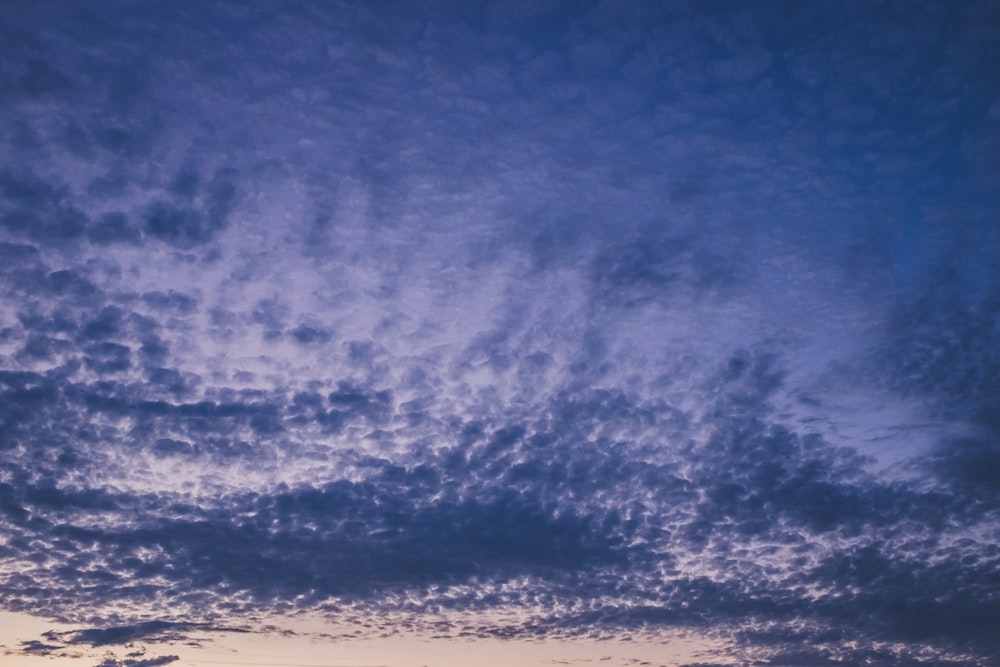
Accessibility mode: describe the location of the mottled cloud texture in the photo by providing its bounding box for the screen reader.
[2,1,999,666]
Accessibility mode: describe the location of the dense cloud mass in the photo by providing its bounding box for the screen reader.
[1,1,999,666]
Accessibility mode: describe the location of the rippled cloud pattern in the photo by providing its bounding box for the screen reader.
[2,1,999,666]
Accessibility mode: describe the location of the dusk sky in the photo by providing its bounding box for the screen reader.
[2,1,999,666]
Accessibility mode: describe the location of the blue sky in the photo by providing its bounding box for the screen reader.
[1,1,999,666]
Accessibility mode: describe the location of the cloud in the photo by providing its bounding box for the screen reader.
[39,621,245,648]
[0,170,88,244]
[143,168,239,249]
[17,639,65,655]
[11,623,216,667]
[3,346,998,662]
[2,1,999,666]
[92,649,180,667]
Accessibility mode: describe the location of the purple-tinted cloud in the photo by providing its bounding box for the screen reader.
[2,1,999,666]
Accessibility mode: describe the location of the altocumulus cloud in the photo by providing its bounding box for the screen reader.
[1,1,999,666]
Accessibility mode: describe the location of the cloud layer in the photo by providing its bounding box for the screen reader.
[2,1,999,665]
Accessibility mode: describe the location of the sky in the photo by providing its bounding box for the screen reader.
[1,1,999,666]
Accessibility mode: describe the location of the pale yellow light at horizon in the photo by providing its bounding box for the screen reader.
[0,610,734,667]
